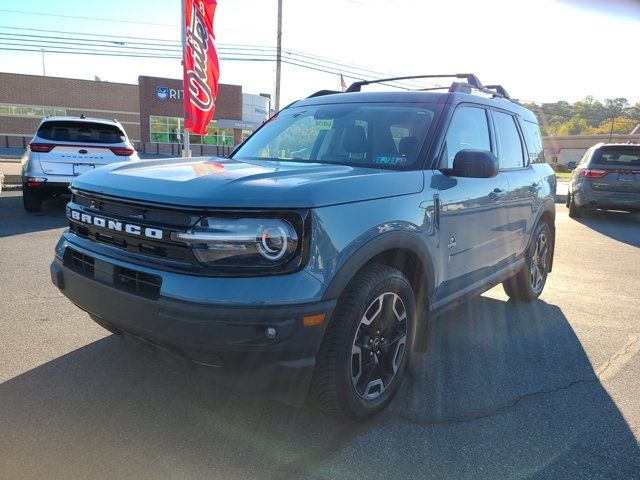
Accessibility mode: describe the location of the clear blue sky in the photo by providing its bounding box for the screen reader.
[1,0,638,105]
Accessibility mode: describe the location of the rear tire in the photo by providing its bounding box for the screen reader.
[568,193,582,218]
[22,189,43,212]
[311,263,416,421]
[503,221,552,302]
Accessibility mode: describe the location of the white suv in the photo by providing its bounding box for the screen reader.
[21,116,139,212]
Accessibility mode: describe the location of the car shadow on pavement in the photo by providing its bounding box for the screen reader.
[1,295,638,479]
[0,192,68,238]
[574,209,640,248]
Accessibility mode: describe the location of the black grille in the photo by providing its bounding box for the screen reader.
[68,190,199,265]
[64,249,95,278]
[72,191,196,227]
[114,266,162,300]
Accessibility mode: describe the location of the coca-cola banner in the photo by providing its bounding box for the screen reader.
[183,0,219,135]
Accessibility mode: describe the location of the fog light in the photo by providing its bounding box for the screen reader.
[265,327,277,340]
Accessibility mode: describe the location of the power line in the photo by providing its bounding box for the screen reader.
[0,25,438,89]
[0,9,176,27]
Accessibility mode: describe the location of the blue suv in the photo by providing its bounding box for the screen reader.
[50,74,556,420]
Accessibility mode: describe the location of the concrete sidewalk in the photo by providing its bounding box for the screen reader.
[556,181,569,204]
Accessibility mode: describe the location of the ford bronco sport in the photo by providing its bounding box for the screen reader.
[51,74,556,420]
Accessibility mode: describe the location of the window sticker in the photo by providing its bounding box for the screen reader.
[374,156,408,166]
[315,119,334,130]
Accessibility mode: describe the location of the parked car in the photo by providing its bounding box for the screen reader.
[21,116,139,212]
[50,74,556,420]
[567,142,640,218]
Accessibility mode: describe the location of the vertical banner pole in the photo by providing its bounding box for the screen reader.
[181,0,191,157]
[274,0,282,112]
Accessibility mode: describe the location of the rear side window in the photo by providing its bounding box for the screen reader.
[37,121,126,144]
[592,147,640,166]
[493,111,525,169]
[441,106,491,168]
[521,120,545,164]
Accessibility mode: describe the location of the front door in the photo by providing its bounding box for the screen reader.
[433,105,510,302]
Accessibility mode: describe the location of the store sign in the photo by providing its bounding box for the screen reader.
[156,86,184,101]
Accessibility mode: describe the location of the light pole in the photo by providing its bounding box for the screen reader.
[41,48,45,76]
[274,0,283,112]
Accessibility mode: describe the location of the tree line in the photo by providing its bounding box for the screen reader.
[521,97,640,137]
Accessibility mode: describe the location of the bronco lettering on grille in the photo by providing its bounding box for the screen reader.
[68,209,163,240]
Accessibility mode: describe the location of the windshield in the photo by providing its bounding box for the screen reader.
[232,103,437,169]
[592,146,640,166]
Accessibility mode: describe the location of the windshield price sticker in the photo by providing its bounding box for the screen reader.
[315,119,334,130]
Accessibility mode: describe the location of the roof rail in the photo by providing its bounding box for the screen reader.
[345,73,483,93]
[485,84,510,99]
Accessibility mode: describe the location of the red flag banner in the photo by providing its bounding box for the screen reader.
[183,0,219,135]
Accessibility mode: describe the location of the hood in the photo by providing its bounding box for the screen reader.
[70,157,424,208]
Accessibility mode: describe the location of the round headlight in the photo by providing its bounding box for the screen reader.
[257,225,289,260]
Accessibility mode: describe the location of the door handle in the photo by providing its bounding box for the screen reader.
[489,188,506,200]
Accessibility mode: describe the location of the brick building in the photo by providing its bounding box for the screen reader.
[0,72,269,156]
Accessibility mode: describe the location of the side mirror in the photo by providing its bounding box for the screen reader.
[443,149,499,178]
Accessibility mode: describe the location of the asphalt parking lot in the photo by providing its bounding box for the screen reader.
[1,190,639,480]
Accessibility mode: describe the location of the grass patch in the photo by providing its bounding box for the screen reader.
[555,172,572,180]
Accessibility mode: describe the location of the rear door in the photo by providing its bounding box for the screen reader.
[33,120,132,177]
[434,105,510,301]
[588,146,640,194]
[491,110,542,257]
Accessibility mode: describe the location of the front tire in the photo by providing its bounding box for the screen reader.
[503,221,552,302]
[22,189,43,212]
[311,264,416,421]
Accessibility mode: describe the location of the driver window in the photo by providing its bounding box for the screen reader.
[441,107,491,168]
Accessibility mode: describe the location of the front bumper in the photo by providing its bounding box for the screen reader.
[51,239,335,379]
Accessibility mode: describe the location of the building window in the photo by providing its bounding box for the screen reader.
[149,115,234,146]
[0,103,66,117]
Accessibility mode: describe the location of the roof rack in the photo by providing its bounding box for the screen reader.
[485,84,510,99]
[345,73,483,93]
[307,89,341,98]
[306,73,515,103]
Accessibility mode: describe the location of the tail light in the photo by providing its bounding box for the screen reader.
[110,147,135,156]
[29,142,55,153]
[582,169,608,179]
[26,177,47,187]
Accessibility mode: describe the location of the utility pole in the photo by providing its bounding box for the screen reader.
[41,48,45,76]
[609,116,615,143]
[274,0,283,112]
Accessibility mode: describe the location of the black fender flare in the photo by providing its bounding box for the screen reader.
[321,230,436,351]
